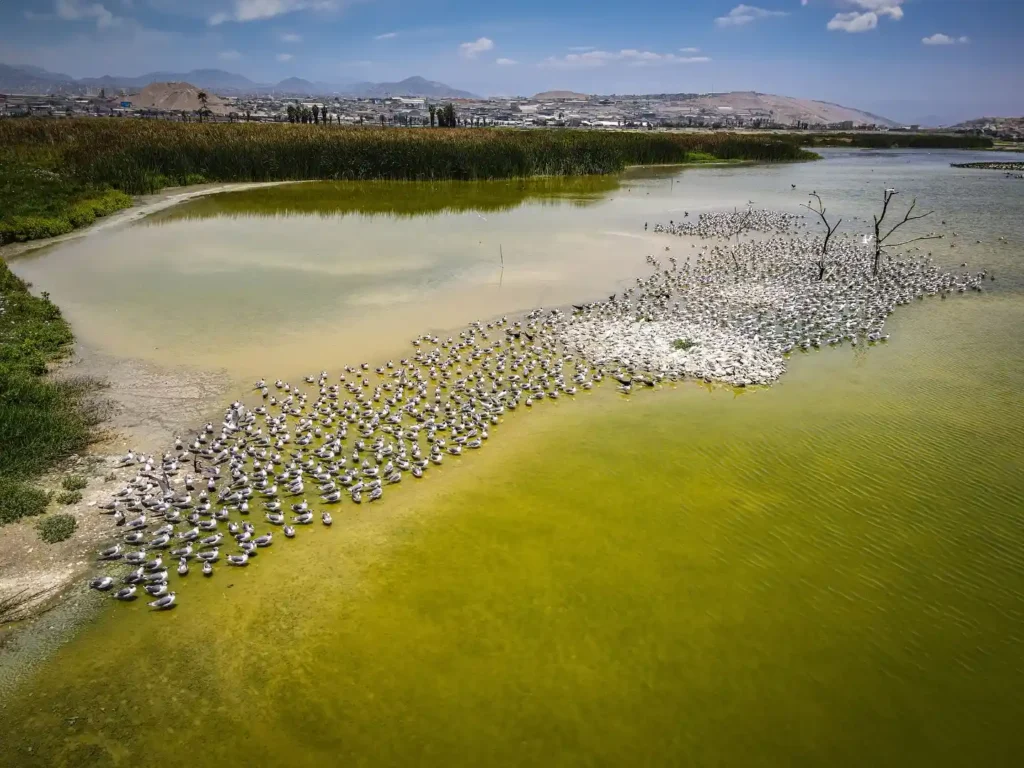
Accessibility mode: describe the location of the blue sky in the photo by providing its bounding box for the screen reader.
[1,0,1021,123]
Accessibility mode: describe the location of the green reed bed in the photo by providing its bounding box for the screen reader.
[1,119,816,244]
[802,132,992,150]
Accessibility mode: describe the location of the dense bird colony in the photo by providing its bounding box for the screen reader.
[88,208,987,609]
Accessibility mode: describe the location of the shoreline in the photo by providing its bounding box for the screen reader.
[0,181,304,260]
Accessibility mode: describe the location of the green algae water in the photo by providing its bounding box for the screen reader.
[3,150,1024,766]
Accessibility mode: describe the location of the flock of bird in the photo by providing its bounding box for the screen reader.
[87,204,987,610]
[567,208,988,385]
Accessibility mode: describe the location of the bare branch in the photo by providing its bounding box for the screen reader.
[881,198,934,243]
[883,234,944,249]
[802,193,842,280]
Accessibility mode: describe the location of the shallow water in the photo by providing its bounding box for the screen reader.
[11,149,1021,381]
[3,149,1024,766]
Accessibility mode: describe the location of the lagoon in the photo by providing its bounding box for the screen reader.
[3,148,1023,766]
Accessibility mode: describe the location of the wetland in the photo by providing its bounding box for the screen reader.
[1,148,1023,767]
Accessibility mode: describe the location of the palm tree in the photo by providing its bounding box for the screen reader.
[429,104,436,128]
[312,104,320,124]
[197,91,209,123]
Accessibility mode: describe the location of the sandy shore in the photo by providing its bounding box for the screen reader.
[0,180,302,260]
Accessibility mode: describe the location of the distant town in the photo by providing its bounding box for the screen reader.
[1,72,1020,141]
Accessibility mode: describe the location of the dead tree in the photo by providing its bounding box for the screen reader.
[801,192,842,280]
[871,189,943,276]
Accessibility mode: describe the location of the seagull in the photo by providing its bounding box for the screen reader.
[113,586,137,601]
[148,592,177,610]
[97,544,123,561]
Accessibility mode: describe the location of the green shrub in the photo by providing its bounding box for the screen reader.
[0,479,50,525]
[37,513,77,543]
[672,338,698,351]
[56,489,82,505]
[0,215,73,243]
[62,474,87,491]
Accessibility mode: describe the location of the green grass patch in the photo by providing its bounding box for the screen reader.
[37,513,77,543]
[61,474,87,491]
[0,478,50,525]
[0,158,132,245]
[55,489,83,505]
[0,259,101,526]
[672,338,698,351]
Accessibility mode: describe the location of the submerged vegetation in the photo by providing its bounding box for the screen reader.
[1,118,816,243]
[151,175,623,223]
[802,132,992,150]
[0,259,100,525]
[672,338,698,351]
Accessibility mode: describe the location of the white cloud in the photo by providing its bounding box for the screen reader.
[276,52,293,61]
[459,37,494,58]
[826,0,904,32]
[209,0,341,25]
[922,33,970,46]
[541,49,711,69]
[846,0,903,20]
[715,5,788,27]
[218,49,242,60]
[679,47,700,53]
[56,0,122,28]
[281,32,302,43]
[496,57,517,66]
[827,11,877,32]
[374,31,398,40]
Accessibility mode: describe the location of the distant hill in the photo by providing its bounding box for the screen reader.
[0,62,475,99]
[130,82,231,114]
[79,68,258,91]
[12,63,76,83]
[948,116,1023,131]
[627,91,898,127]
[534,90,590,100]
[0,63,77,93]
[343,76,478,99]
[274,77,320,95]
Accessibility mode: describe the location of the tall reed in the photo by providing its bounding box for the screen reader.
[0,119,817,195]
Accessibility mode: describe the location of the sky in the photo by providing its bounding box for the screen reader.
[1,0,1022,124]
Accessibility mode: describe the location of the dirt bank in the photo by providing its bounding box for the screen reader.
[1,185,256,673]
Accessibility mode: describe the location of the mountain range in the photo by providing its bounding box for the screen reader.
[0,63,477,99]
